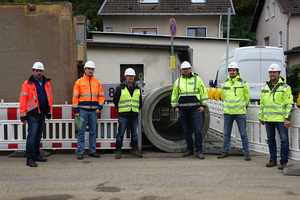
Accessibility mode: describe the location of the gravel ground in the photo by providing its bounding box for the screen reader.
[1,144,300,200]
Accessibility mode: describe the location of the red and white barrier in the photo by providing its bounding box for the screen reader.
[0,100,132,151]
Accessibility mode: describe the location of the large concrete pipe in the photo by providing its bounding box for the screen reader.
[142,84,210,153]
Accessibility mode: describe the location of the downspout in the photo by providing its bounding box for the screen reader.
[219,15,222,38]
[286,13,291,66]
[249,33,258,45]
[286,13,291,51]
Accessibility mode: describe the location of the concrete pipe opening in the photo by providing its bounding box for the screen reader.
[142,84,210,153]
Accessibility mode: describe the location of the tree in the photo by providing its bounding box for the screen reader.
[287,64,300,95]
[224,0,257,45]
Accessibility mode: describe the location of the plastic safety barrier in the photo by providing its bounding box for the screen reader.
[0,101,133,151]
[208,99,300,161]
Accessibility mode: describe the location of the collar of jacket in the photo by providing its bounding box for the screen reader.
[227,73,242,83]
[83,73,94,80]
[121,80,139,89]
[28,75,51,83]
[266,76,286,86]
[181,72,198,78]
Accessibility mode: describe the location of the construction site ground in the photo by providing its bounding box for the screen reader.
[1,137,300,200]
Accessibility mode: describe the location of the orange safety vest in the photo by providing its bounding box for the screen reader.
[72,74,105,113]
[19,75,53,121]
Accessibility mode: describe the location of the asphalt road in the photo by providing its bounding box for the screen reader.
[1,144,300,200]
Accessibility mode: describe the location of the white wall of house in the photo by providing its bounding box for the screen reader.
[256,1,288,49]
[255,0,300,66]
[88,46,176,94]
[88,33,245,94]
[103,15,222,37]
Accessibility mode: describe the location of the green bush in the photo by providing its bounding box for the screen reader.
[287,63,300,95]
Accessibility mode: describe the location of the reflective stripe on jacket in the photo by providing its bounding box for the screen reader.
[259,76,293,122]
[221,73,251,114]
[118,87,140,113]
[72,74,105,113]
[171,72,208,109]
[19,75,53,121]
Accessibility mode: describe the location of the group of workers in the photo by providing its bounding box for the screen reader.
[20,61,142,167]
[20,60,293,171]
[171,60,293,171]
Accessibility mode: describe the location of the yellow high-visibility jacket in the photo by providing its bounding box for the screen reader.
[171,72,208,109]
[259,76,293,122]
[221,73,251,115]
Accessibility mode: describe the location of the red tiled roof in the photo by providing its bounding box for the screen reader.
[98,0,235,15]
[276,0,300,14]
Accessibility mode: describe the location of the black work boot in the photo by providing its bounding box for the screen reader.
[115,149,122,159]
[182,150,194,157]
[132,148,143,157]
[26,159,38,167]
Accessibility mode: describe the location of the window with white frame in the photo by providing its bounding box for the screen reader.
[187,27,206,37]
[191,0,206,3]
[271,2,275,17]
[264,36,269,46]
[140,0,159,3]
[266,5,269,20]
[278,31,282,47]
[106,27,113,32]
[132,28,157,35]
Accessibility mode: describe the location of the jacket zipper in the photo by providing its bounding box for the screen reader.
[89,77,92,109]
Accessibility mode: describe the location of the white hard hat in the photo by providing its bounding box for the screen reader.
[32,62,44,70]
[124,68,136,76]
[268,63,281,72]
[228,62,239,69]
[84,61,95,69]
[181,61,192,69]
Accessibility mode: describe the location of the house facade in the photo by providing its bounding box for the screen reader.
[88,0,249,96]
[250,0,300,66]
[98,0,236,37]
[88,32,248,96]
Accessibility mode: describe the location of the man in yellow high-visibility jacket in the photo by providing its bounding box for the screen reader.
[217,62,251,161]
[73,61,105,160]
[259,63,293,170]
[113,68,143,159]
[171,61,208,159]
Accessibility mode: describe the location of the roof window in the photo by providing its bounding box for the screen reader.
[140,0,159,3]
[191,0,206,3]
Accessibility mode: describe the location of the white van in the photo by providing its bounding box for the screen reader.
[209,46,286,101]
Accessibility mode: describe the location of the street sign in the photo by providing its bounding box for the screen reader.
[170,56,175,69]
[169,18,177,37]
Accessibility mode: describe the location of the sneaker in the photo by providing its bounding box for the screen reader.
[278,162,287,170]
[196,151,205,159]
[266,160,277,167]
[115,149,122,159]
[182,150,194,157]
[244,154,251,161]
[217,152,229,159]
[132,149,143,157]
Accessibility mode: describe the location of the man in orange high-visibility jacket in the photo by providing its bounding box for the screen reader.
[73,61,105,160]
[20,62,53,167]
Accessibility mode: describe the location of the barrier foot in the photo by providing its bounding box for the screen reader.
[40,150,51,157]
[8,151,25,157]
[8,150,51,157]
[283,164,300,176]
